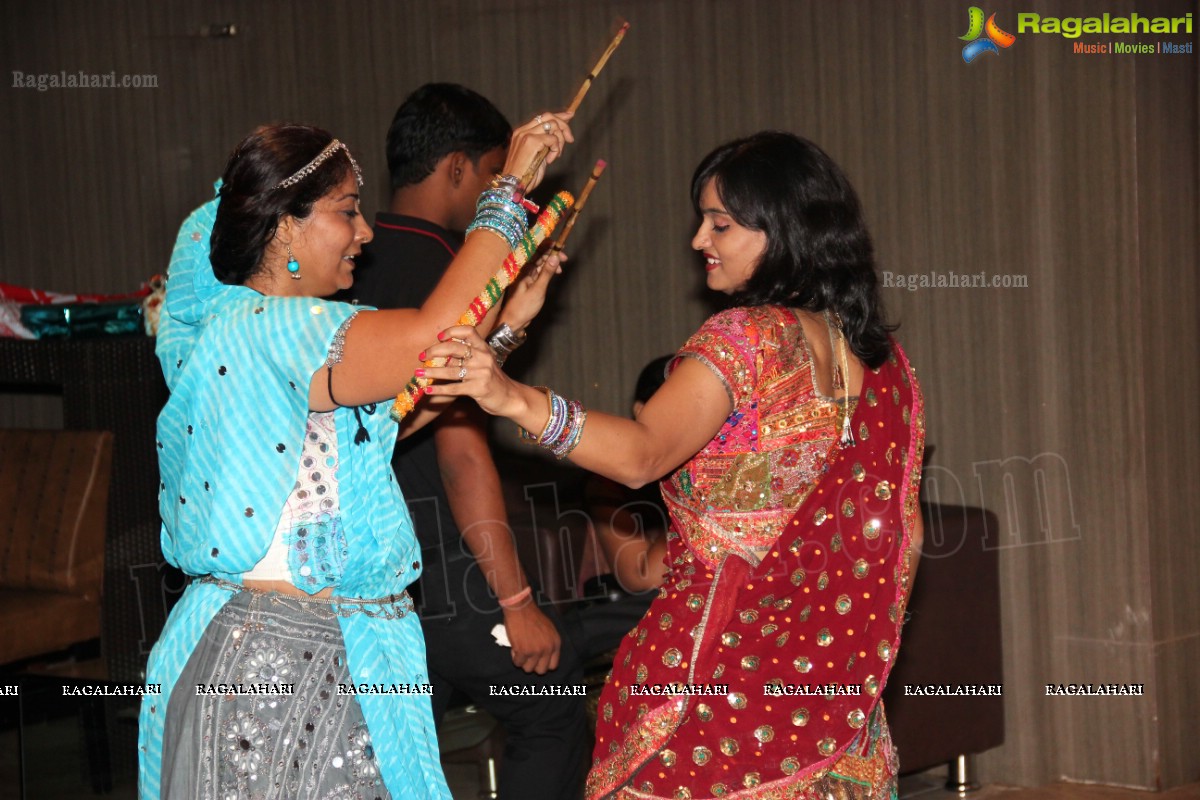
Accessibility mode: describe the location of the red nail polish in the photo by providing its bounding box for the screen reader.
[418,351,426,361]
[414,368,425,377]
[437,331,446,341]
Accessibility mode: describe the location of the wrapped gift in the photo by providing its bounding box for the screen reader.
[20,300,145,339]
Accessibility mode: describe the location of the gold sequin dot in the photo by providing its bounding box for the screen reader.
[740,655,760,671]
[788,537,803,555]
[836,595,852,615]
[721,632,742,648]
[636,664,648,684]
[793,656,812,673]
[841,499,856,518]
[792,708,810,726]
[659,613,673,630]
[662,648,683,668]
[710,784,730,797]
[847,709,866,729]
[603,703,613,721]
[817,572,830,591]
[618,686,630,705]
[859,422,870,441]
[814,508,828,526]
[660,749,677,767]
[739,609,759,624]
[761,623,779,636]
[674,789,691,800]
[817,628,834,647]
[865,388,878,407]
[742,772,761,788]
[780,756,801,775]
[864,675,880,696]
[696,703,714,722]
[853,559,870,579]
[720,737,739,756]
[692,746,712,766]
[818,737,838,756]
[852,462,866,481]
[877,640,892,662]
[687,594,704,612]
[863,519,881,539]
[727,692,748,710]
[753,725,774,743]
[875,481,892,501]
[776,632,791,647]
[790,568,806,586]
[712,664,726,680]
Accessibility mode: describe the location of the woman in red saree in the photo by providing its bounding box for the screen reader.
[423,131,924,800]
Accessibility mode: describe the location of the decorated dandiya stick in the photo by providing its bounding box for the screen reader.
[389,192,575,421]
[518,21,630,189]
[551,159,607,255]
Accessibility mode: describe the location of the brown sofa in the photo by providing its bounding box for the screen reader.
[0,428,114,665]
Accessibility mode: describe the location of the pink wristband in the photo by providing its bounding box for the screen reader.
[498,586,532,609]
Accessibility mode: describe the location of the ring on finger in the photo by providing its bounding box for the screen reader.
[542,121,553,133]
[457,366,468,381]
[535,114,543,125]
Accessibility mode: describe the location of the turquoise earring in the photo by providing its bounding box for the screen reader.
[286,244,301,280]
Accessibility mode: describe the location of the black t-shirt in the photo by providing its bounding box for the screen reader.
[345,213,473,615]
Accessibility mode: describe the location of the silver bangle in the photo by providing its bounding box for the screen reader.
[489,174,525,203]
[488,322,528,365]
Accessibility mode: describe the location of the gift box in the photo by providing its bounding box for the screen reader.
[20,300,145,339]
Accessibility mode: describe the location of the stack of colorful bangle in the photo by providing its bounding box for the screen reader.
[488,322,527,366]
[520,387,588,459]
[465,187,529,251]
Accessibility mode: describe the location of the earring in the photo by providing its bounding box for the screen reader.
[286,244,301,280]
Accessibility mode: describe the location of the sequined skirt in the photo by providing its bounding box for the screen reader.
[161,590,393,800]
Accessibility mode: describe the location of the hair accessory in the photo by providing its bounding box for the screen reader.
[275,139,364,190]
[498,586,532,609]
[286,244,301,280]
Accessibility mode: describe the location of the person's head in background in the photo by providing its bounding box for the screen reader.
[385,83,512,232]
[632,355,674,419]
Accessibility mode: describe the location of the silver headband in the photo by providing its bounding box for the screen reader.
[274,139,363,189]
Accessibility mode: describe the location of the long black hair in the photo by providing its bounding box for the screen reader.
[210,124,358,285]
[691,131,893,367]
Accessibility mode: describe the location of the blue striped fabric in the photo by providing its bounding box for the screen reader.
[138,197,450,799]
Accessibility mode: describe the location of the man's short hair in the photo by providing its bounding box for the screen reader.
[386,83,512,192]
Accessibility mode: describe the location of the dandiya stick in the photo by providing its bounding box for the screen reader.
[519,21,629,189]
[550,159,607,254]
[390,192,574,422]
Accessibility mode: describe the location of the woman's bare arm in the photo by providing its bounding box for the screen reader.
[422,327,733,488]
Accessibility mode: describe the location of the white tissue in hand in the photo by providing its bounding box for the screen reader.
[491,624,511,647]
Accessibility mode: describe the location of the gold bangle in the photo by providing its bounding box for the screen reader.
[518,386,553,442]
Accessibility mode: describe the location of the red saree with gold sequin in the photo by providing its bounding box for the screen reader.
[586,306,924,800]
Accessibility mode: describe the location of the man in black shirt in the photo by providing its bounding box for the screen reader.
[346,83,585,800]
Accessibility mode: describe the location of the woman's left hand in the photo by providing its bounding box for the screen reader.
[418,326,521,417]
[497,250,565,334]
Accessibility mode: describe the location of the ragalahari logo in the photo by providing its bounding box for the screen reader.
[960,7,1017,62]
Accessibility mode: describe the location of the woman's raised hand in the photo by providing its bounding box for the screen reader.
[417,326,521,417]
[503,111,574,192]
[498,250,565,334]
